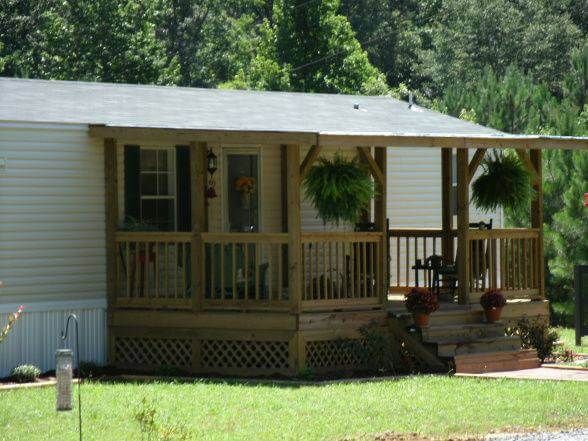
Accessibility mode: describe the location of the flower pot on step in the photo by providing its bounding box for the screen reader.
[413,312,430,327]
[484,307,503,323]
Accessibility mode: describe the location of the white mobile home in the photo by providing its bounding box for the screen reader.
[1,78,576,377]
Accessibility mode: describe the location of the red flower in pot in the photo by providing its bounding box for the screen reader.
[404,287,439,327]
[480,289,506,323]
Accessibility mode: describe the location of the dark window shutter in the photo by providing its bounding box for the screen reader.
[176,146,191,231]
[124,145,141,223]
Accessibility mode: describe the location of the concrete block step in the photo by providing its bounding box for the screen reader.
[454,349,540,374]
[437,335,521,357]
[421,323,505,344]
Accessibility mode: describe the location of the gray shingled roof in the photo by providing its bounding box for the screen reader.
[0,77,503,136]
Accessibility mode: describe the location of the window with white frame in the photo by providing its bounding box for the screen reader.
[139,148,176,230]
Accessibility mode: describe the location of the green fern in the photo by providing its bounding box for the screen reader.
[303,154,375,226]
[471,151,534,212]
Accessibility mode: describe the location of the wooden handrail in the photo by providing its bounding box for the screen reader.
[115,231,192,242]
[468,228,540,240]
[388,228,454,238]
[301,232,382,243]
[202,232,288,243]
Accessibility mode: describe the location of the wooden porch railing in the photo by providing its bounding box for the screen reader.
[301,232,384,310]
[388,227,543,302]
[468,228,542,301]
[388,228,456,293]
[115,232,192,309]
[201,233,290,310]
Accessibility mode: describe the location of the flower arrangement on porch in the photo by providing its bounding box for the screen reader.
[471,151,533,212]
[404,287,438,327]
[303,154,375,225]
[234,176,256,208]
[480,289,506,323]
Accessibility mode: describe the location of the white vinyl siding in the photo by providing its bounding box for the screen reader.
[0,122,106,305]
[0,122,107,376]
[387,147,502,228]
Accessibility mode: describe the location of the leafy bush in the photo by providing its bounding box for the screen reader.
[480,289,507,309]
[472,151,533,212]
[11,364,41,383]
[303,154,375,226]
[510,318,559,362]
[404,287,439,314]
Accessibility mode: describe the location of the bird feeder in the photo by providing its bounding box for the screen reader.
[55,348,73,411]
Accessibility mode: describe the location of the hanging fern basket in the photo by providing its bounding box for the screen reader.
[471,151,534,212]
[303,154,375,226]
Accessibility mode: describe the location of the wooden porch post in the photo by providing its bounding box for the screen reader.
[530,149,544,299]
[374,147,388,304]
[190,142,207,311]
[441,148,454,263]
[456,148,470,304]
[104,138,118,363]
[286,144,302,313]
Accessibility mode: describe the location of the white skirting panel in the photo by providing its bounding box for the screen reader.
[0,302,106,378]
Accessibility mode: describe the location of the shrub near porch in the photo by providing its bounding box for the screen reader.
[1,376,586,440]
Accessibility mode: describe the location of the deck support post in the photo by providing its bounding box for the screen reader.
[530,149,544,299]
[286,144,303,373]
[374,147,388,305]
[190,142,207,311]
[286,144,302,314]
[456,148,470,304]
[441,148,454,264]
[104,137,118,364]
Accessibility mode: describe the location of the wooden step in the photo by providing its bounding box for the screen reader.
[437,335,521,357]
[454,349,540,374]
[421,323,505,344]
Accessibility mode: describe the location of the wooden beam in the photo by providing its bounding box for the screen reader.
[317,133,588,150]
[300,144,323,178]
[280,145,289,289]
[190,142,207,311]
[357,147,385,186]
[286,144,302,314]
[530,149,544,299]
[516,149,540,185]
[467,148,486,183]
[374,147,388,304]
[456,148,470,305]
[89,125,588,150]
[441,148,454,264]
[104,137,118,364]
[90,125,317,146]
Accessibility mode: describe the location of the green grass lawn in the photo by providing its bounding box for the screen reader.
[554,327,588,353]
[1,376,587,441]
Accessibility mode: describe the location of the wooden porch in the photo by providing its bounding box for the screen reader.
[101,133,549,376]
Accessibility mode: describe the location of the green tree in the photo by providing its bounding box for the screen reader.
[425,0,582,95]
[338,0,424,89]
[225,0,389,94]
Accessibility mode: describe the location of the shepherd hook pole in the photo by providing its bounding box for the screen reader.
[61,314,82,441]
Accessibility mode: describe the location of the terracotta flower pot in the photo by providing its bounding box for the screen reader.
[484,307,503,323]
[413,312,430,327]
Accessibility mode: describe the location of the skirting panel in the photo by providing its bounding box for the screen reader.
[305,339,367,371]
[201,339,289,371]
[111,328,295,376]
[114,336,192,368]
[0,304,107,378]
